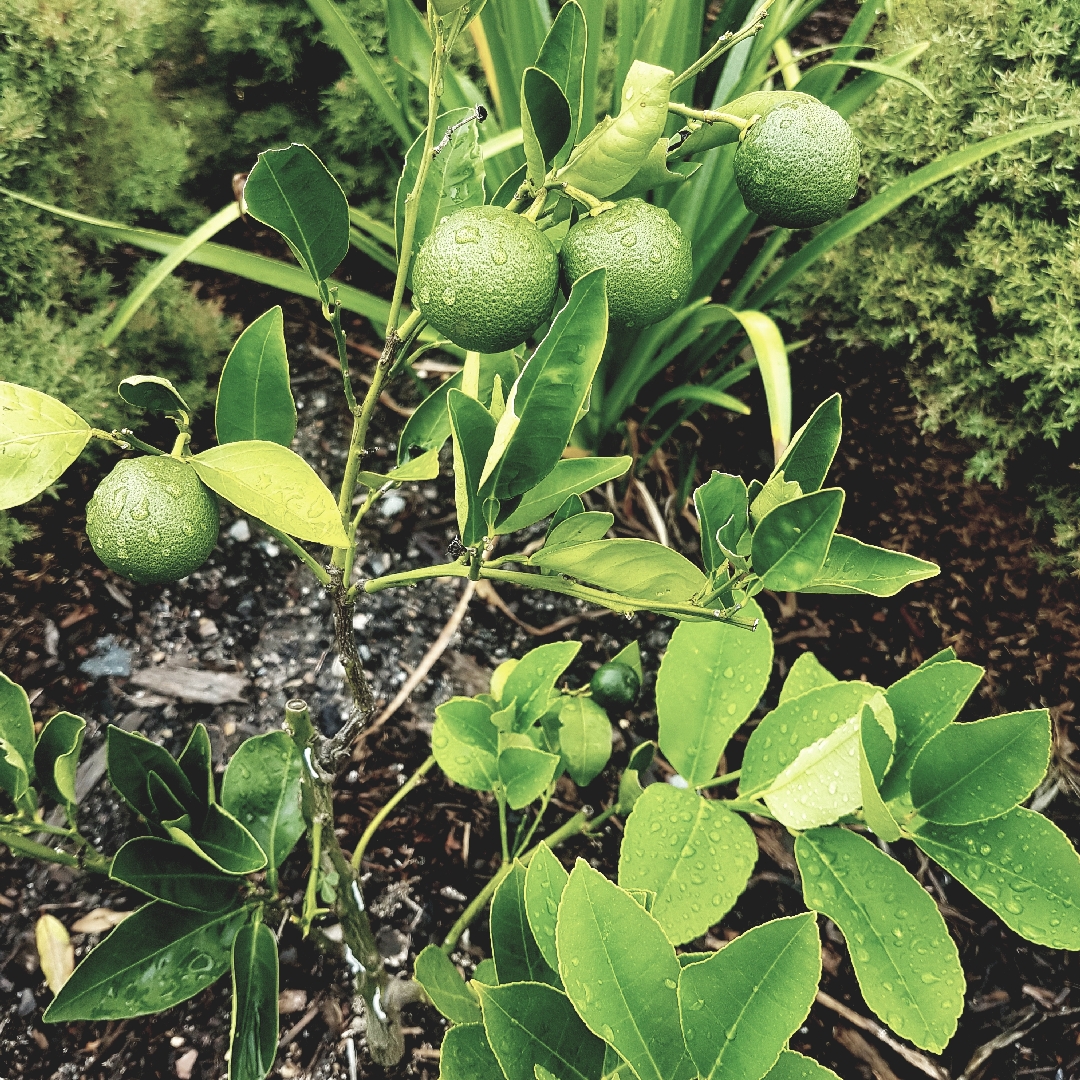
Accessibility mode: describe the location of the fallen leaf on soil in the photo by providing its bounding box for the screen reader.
[71,908,132,934]
[35,914,73,993]
[175,1047,198,1079]
[129,664,247,704]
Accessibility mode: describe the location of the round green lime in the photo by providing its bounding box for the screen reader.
[86,455,219,584]
[411,204,559,353]
[733,97,860,229]
[559,199,693,329]
[590,662,641,711]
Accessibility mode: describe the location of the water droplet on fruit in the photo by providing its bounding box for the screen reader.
[492,248,508,265]
[443,289,456,305]
[455,227,479,244]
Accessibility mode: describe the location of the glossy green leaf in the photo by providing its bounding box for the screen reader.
[913,808,1080,950]
[481,270,609,500]
[34,712,85,811]
[555,61,673,198]
[118,375,190,416]
[191,441,349,548]
[910,710,1051,826]
[440,1022,505,1080]
[495,457,632,533]
[801,535,939,596]
[167,802,267,875]
[473,958,499,986]
[535,0,587,158]
[796,827,964,1053]
[478,981,606,1080]
[772,394,841,494]
[860,706,901,842]
[778,652,837,705]
[107,726,196,821]
[679,914,821,1080]
[503,642,580,729]
[150,772,190,828]
[178,724,215,808]
[616,741,656,815]
[694,472,747,573]
[656,605,771,786]
[918,647,957,669]
[0,382,92,510]
[741,682,885,796]
[548,493,586,534]
[499,744,560,809]
[618,784,757,945]
[415,944,481,1025]
[216,307,297,448]
[43,902,245,1021]
[492,861,559,985]
[558,697,611,786]
[399,371,462,463]
[610,640,643,683]
[532,538,705,606]
[110,837,239,911]
[357,448,442,492]
[448,389,498,548]
[396,108,486,280]
[432,697,500,791]
[544,512,613,551]
[221,732,305,868]
[0,739,30,807]
[752,489,844,592]
[749,473,802,529]
[244,144,349,285]
[610,137,700,201]
[880,660,985,804]
[0,670,34,801]
[761,1050,843,1080]
[228,920,278,1080]
[525,844,569,972]
[522,67,572,186]
[556,861,687,1080]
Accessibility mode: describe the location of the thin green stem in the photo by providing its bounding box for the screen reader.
[264,526,331,587]
[723,797,776,819]
[497,794,510,864]
[92,429,165,456]
[667,102,753,132]
[672,0,775,90]
[697,769,741,791]
[514,788,553,856]
[329,289,359,415]
[351,756,436,871]
[301,817,324,937]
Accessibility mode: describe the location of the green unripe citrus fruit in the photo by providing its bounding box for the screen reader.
[559,199,693,329]
[86,455,219,584]
[411,204,559,353]
[590,661,641,711]
[733,96,860,229]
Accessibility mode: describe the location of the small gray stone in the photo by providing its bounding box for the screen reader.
[227,518,251,543]
[79,636,132,679]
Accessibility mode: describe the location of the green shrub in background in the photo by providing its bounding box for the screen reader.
[780,0,1080,565]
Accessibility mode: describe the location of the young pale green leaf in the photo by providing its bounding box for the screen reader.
[796,828,964,1053]
[228,920,278,1080]
[800,535,939,597]
[492,862,560,985]
[909,710,1051,826]
[859,706,901,842]
[610,137,699,201]
[495,457,632,533]
[679,914,821,1080]
[761,1050,843,1080]
[880,660,985,804]
[43,902,245,1021]
[548,493,586,532]
[478,981,606,1080]
[395,108,485,279]
[244,144,349,285]
[558,697,612,786]
[913,808,1080,950]
[166,803,267,875]
[481,270,609,500]
[555,61,673,198]
[440,1022,506,1080]
[535,0,587,158]
[522,67,573,186]
[110,837,240,911]
[503,641,580,730]
[34,712,85,811]
[741,683,885,796]
[749,473,802,529]
[473,957,499,986]
[118,375,190,416]
[221,731,305,869]
[432,697,500,791]
[918,647,957,669]
[215,307,297,448]
[610,640,643,682]
[525,844,569,973]
[177,724,215,808]
[191,441,349,548]
[357,448,443,493]
[556,860,687,1080]
[0,738,30,807]
[0,670,36,784]
[751,489,844,592]
[448,389,498,548]
[499,745,560,809]
[656,605,771,786]
[532,539,705,606]
[618,784,757,945]
[616,741,656,815]
[106,726,196,821]
[414,944,481,1025]
[544,512,613,551]
[694,472,748,573]
[771,395,842,494]
[0,382,92,510]
[778,652,837,705]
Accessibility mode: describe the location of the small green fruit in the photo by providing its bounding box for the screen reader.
[733,96,860,229]
[559,198,693,329]
[590,662,641,711]
[411,204,559,353]
[86,455,219,584]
